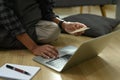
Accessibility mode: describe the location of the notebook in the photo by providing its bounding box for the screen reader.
[0,63,40,80]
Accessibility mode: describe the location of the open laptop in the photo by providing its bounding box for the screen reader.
[33,30,120,72]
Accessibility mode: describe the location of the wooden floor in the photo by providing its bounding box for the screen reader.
[0,5,120,80]
[0,32,120,80]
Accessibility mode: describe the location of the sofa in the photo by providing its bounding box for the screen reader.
[53,0,117,7]
[53,0,119,18]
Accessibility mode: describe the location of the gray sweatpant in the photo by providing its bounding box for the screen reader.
[35,20,61,43]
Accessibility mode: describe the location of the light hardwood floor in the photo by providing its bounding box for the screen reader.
[0,5,120,80]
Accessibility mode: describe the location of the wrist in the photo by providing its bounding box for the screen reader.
[52,17,67,29]
[30,44,38,52]
[58,20,67,29]
[58,20,64,29]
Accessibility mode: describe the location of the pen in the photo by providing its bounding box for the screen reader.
[6,65,31,76]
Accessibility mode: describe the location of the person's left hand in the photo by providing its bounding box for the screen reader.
[62,21,87,36]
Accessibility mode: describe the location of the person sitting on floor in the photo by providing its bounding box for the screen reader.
[0,0,87,58]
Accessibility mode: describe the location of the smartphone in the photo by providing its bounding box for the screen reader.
[69,27,90,34]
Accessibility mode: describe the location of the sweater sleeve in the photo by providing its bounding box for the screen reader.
[36,0,58,21]
[0,0,26,37]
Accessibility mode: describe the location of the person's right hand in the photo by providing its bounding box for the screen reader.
[31,45,58,59]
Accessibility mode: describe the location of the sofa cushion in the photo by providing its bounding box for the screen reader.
[63,14,120,37]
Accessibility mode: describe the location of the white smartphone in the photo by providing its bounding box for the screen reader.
[69,27,90,34]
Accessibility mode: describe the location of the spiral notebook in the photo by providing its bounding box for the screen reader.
[0,63,40,80]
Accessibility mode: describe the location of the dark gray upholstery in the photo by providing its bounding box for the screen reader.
[112,0,117,4]
[53,0,117,7]
[116,0,120,20]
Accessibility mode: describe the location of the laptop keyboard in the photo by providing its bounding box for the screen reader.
[46,55,71,69]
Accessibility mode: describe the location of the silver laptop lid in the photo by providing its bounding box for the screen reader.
[33,30,120,72]
[62,30,120,71]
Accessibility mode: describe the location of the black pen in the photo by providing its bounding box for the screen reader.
[6,65,31,76]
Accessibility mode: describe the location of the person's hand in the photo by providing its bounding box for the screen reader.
[62,21,87,36]
[31,45,58,59]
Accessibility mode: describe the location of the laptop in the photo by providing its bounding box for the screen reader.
[33,30,120,72]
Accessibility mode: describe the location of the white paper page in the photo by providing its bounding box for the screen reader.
[0,63,40,80]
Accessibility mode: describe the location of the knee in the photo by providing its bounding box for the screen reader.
[40,22,61,43]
